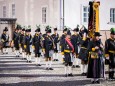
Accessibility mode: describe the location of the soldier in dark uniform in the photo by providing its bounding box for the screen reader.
[71,27,81,68]
[105,28,115,80]
[87,32,104,84]
[18,26,23,54]
[13,25,20,57]
[43,26,51,38]
[43,29,55,70]
[78,28,90,76]
[24,28,33,63]
[19,28,26,59]
[61,30,74,77]
[60,28,68,63]
[42,26,50,58]
[1,27,9,54]
[33,27,42,66]
[51,28,59,61]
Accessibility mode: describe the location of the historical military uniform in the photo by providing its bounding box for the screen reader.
[60,28,67,47]
[24,29,33,62]
[51,28,59,61]
[19,28,26,59]
[71,27,81,68]
[1,27,9,54]
[61,30,74,77]
[42,26,50,58]
[78,29,90,76]
[60,28,68,63]
[105,28,115,80]
[87,32,104,84]
[13,25,20,57]
[43,26,51,38]
[43,29,55,70]
[33,28,42,66]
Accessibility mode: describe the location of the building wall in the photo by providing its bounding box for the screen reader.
[0,0,114,42]
[0,0,60,35]
[64,0,115,30]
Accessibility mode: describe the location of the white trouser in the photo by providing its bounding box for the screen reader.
[3,48,8,53]
[22,52,25,58]
[73,58,81,66]
[15,50,19,56]
[27,55,31,61]
[53,53,58,60]
[81,64,88,73]
[65,66,72,74]
[19,48,22,53]
[35,57,41,64]
[46,61,52,68]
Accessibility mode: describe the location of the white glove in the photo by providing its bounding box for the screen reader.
[62,55,65,58]
[106,57,109,60]
[83,33,86,38]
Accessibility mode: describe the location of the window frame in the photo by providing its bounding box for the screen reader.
[110,8,115,23]
[42,6,48,24]
[82,6,89,24]
[2,5,6,18]
[11,3,15,18]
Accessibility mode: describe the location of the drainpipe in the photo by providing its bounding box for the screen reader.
[60,0,65,30]
[63,0,65,29]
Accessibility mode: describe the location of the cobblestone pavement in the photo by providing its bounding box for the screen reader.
[0,49,115,86]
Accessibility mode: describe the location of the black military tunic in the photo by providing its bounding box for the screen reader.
[60,34,66,51]
[13,32,20,50]
[43,35,54,58]
[87,39,104,78]
[1,33,9,48]
[33,33,42,57]
[42,33,47,38]
[24,34,33,54]
[105,38,115,68]
[20,33,25,51]
[78,37,90,63]
[71,34,81,55]
[51,33,59,53]
[61,38,74,65]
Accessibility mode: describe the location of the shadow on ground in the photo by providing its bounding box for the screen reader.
[0,80,91,86]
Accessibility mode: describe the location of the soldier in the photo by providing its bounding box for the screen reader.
[60,28,68,47]
[19,28,26,59]
[61,30,74,77]
[71,26,81,68]
[78,28,90,76]
[13,25,20,57]
[105,28,115,80]
[33,27,42,66]
[51,28,59,61]
[18,26,22,54]
[60,28,68,63]
[43,26,51,38]
[1,27,9,54]
[24,28,33,63]
[43,28,55,70]
[87,32,104,84]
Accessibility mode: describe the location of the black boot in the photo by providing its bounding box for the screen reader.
[68,73,73,77]
[109,71,112,80]
[95,79,100,84]
[111,71,115,80]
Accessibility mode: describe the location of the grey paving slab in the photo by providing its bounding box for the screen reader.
[0,49,115,86]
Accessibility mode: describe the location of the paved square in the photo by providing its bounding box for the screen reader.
[0,49,115,86]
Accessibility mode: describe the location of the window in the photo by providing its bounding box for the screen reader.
[42,7,47,24]
[12,4,15,17]
[110,8,115,23]
[82,6,89,23]
[3,6,6,17]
